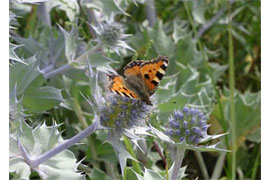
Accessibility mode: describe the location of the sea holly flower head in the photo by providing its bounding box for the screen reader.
[96,92,152,134]
[91,14,134,54]
[166,106,209,145]
[86,88,153,176]
[150,105,228,152]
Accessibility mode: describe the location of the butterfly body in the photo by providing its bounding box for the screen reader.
[109,56,169,105]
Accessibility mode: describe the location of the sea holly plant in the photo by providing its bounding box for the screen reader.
[82,65,154,176]
[91,13,135,55]
[9,63,153,178]
[151,106,228,180]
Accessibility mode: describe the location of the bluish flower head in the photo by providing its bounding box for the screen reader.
[183,106,189,113]
[98,93,151,134]
[92,14,134,55]
[169,117,180,128]
[190,117,196,125]
[189,108,196,116]
[165,129,175,136]
[174,110,184,120]
[166,106,209,145]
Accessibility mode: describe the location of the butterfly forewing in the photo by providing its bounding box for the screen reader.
[123,60,144,77]
[140,56,169,95]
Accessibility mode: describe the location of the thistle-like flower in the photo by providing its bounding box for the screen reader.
[96,93,151,134]
[89,91,153,176]
[150,106,228,180]
[165,106,210,145]
[91,14,134,54]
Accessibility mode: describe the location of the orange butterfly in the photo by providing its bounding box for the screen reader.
[109,56,169,105]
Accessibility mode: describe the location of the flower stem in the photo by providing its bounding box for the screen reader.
[72,99,99,168]
[146,0,157,27]
[28,121,98,168]
[194,8,224,41]
[194,151,209,180]
[228,12,236,180]
[171,147,185,180]
[153,141,167,168]
[37,2,51,26]
[153,141,168,180]
[104,162,117,180]
[211,152,227,180]
[251,145,260,179]
[44,42,102,79]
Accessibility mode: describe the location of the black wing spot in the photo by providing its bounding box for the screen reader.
[161,64,167,71]
[115,91,121,95]
[151,80,158,86]
[122,92,130,98]
[149,70,152,72]
[144,74,150,79]
[156,71,163,80]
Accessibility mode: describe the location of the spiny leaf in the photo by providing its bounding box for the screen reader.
[9,55,44,96]
[106,131,134,176]
[9,43,26,64]
[9,121,84,180]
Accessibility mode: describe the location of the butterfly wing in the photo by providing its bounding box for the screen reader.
[123,60,144,77]
[108,75,138,99]
[139,56,169,95]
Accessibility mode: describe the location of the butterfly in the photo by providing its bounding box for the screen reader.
[109,56,169,106]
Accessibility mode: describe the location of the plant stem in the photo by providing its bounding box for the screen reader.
[146,0,157,27]
[153,141,168,180]
[25,121,98,168]
[211,152,227,180]
[73,99,99,168]
[44,63,72,79]
[194,8,225,41]
[40,64,54,74]
[44,42,102,79]
[164,145,170,180]
[171,147,185,180]
[194,0,235,41]
[75,42,102,62]
[153,141,167,167]
[228,14,236,180]
[37,2,51,26]
[137,140,148,166]
[251,145,260,179]
[194,151,209,180]
[104,162,117,180]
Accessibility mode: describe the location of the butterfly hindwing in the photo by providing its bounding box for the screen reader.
[140,56,169,95]
[109,75,138,99]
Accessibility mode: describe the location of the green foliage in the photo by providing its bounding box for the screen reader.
[10,121,83,180]
[9,0,260,179]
